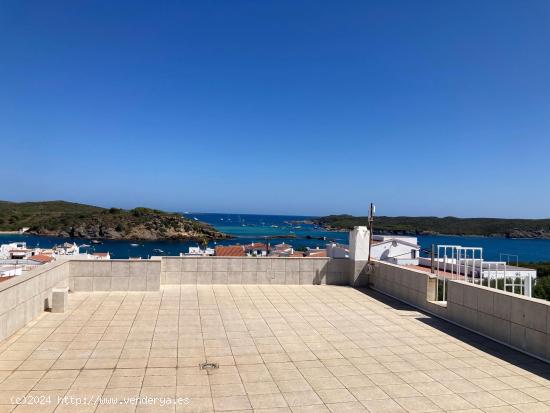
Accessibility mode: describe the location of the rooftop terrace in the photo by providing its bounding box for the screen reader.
[1,285,549,413]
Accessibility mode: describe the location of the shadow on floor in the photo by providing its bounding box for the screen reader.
[355,287,550,382]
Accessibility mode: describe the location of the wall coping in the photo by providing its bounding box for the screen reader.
[376,260,548,305]
[158,256,332,260]
[450,279,550,306]
[374,260,438,279]
[68,259,157,262]
[0,259,69,293]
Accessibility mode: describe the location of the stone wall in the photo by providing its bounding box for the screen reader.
[0,260,69,341]
[160,257,349,285]
[69,259,161,292]
[369,260,550,362]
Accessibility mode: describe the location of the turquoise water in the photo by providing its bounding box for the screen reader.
[1,212,550,262]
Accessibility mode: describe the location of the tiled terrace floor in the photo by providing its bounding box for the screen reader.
[0,286,549,413]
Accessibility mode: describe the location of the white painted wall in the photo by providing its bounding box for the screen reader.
[349,227,370,261]
[326,243,349,259]
[371,240,419,265]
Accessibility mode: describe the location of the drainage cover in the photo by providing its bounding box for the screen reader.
[199,362,219,371]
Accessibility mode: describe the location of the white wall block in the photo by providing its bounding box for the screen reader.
[349,226,370,261]
[51,287,68,313]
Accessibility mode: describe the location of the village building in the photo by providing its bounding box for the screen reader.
[215,245,246,257]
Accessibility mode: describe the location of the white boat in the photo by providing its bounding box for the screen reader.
[130,243,139,247]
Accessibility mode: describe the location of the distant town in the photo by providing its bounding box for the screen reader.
[2,228,541,299]
[0,241,110,279]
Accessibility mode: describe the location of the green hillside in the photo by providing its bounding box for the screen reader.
[316,214,550,238]
[0,200,229,241]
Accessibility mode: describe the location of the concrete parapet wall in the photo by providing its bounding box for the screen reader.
[160,256,349,285]
[69,259,161,292]
[3,256,547,362]
[447,280,550,361]
[370,260,550,362]
[369,261,437,309]
[0,260,69,341]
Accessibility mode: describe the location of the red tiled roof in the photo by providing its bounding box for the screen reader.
[244,243,267,250]
[307,250,327,257]
[29,254,54,263]
[215,245,246,257]
[0,276,15,283]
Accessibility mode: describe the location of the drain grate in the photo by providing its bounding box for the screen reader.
[199,362,219,371]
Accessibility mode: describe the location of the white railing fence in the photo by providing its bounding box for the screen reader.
[434,245,532,301]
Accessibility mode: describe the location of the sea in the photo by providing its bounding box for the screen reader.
[1,212,550,263]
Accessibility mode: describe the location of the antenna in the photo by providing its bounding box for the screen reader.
[367,203,375,264]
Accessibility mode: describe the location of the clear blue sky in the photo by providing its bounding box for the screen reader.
[1,1,549,218]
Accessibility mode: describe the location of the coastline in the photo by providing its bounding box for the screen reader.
[2,232,232,243]
[3,216,550,262]
[317,225,550,240]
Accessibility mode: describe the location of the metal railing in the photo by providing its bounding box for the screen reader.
[435,245,483,301]
[433,245,532,301]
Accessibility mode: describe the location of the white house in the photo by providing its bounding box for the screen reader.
[184,247,215,256]
[0,242,30,260]
[0,265,22,277]
[244,243,268,257]
[327,233,420,265]
[326,243,349,258]
[370,235,420,265]
[270,243,294,256]
[54,242,80,256]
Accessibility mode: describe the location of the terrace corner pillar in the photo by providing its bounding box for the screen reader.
[348,226,370,287]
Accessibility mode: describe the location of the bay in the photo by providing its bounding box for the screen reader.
[1,212,549,262]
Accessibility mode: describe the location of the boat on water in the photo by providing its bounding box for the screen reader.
[153,248,164,254]
[91,240,102,244]
[193,217,198,221]
[130,243,139,247]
